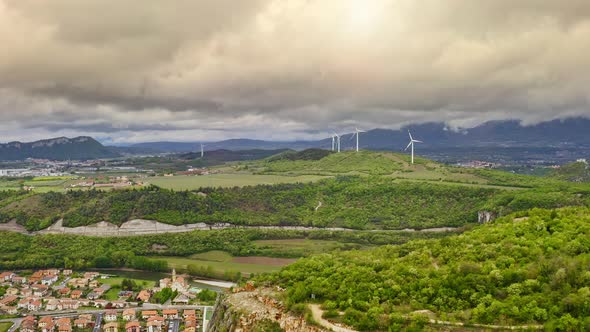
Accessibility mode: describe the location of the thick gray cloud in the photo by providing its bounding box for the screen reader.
[0,0,589,143]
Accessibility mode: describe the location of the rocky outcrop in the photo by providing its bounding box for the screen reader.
[209,288,327,332]
[478,211,497,224]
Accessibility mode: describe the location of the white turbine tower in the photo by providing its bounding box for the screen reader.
[333,133,341,152]
[200,143,205,158]
[331,135,336,151]
[350,128,366,152]
[404,131,423,164]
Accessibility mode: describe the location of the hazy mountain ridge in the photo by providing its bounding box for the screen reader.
[131,117,590,152]
[0,136,119,161]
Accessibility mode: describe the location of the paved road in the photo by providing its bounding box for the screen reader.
[93,312,103,332]
[167,319,180,332]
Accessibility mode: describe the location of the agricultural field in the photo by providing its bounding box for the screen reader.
[155,251,297,277]
[146,173,327,189]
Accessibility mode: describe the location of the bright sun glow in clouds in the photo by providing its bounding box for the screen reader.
[347,0,380,33]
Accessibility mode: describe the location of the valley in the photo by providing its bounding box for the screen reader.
[1,149,590,331]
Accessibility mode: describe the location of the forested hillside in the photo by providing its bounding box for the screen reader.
[0,228,448,271]
[2,175,587,231]
[259,207,590,330]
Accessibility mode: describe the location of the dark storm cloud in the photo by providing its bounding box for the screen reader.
[0,0,589,142]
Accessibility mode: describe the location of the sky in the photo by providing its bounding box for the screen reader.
[1,0,590,144]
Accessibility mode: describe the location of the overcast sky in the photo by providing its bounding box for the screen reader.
[1,0,589,143]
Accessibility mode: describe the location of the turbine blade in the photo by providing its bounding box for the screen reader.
[404,141,412,151]
[413,140,423,143]
[408,131,413,141]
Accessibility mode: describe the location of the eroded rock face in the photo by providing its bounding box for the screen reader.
[478,211,497,223]
[209,288,327,332]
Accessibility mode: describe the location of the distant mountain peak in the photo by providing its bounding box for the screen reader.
[0,136,118,161]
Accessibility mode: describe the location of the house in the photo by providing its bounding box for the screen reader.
[103,322,118,332]
[21,316,36,332]
[118,291,133,299]
[89,280,100,288]
[46,299,60,311]
[6,288,19,296]
[58,325,72,332]
[42,322,56,332]
[111,300,126,309]
[32,284,49,296]
[39,317,54,329]
[105,310,118,322]
[172,293,190,305]
[162,309,178,319]
[12,276,26,284]
[141,311,158,319]
[44,269,60,276]
[58,287,71,296]
[136,290,151,302]
[28,300,42,311]
[87,292,99,300]
[20,288,33,297]
[56,318,72,332]
[2,306,17,315]
[146,317,164,332]
[84,272,100,280]
[159,269,188,292]
[29,271,43,284]
[184,318,197,332]
[79,314,93,321]
[42,274,59,286]
[94,299,108,307]
[18,298,30,309]
[74,318,92,329]
[183,309,195,319]
[0,272,15,282]
[71,290,83,299]
[125,322,141,332]
[59,299,80,310]
[68,278,88,289]
[62,270,73,276]
[123,309,136,321]
[0,295,18,306]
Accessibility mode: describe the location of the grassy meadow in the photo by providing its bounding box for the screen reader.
[155,250,297,277]
[0,322,12,332]
[146,173,327,189]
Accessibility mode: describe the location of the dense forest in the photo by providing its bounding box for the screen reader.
[258,207,590,330]
[1,174,588,232]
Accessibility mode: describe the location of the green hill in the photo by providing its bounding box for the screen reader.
[550,161,590,182]
[246,150,434,176]
[260,207,590,330]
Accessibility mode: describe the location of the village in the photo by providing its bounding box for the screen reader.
[0,269,215,332]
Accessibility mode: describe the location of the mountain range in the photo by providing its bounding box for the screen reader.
[1,117,589,162]
[0,137,119,161]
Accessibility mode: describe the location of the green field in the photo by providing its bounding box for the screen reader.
[0,322,13,332]
[100,276,157,288]
[253,239,368,255]
[155,251,297,277]
[146,173,327,189]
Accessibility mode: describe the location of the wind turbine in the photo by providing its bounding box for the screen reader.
[331,135,336,151]
[333,133,341,152]
[350,128,366,152]
[404,131,422,164]
[200,143,205,158]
